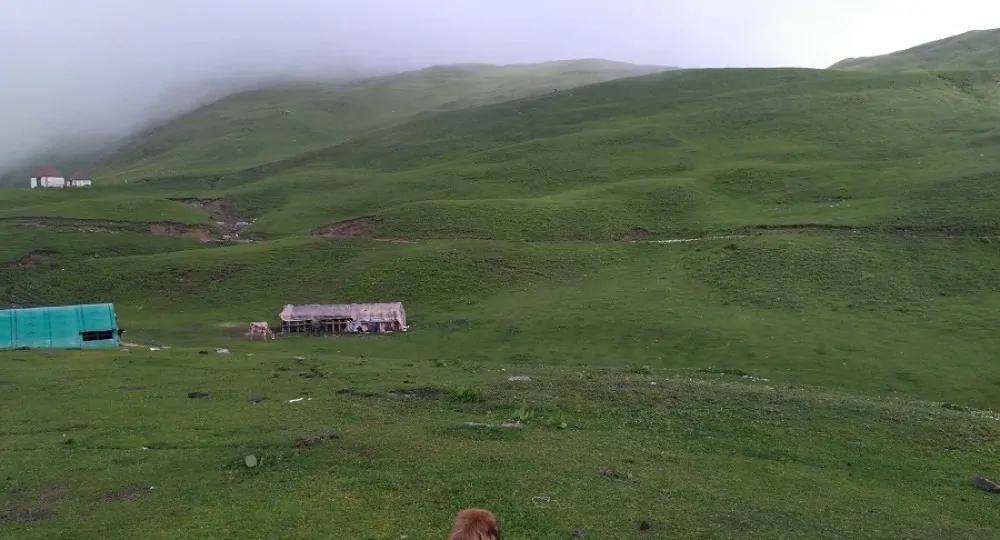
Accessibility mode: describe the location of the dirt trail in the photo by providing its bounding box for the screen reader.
[627,224,1000,245]
[2,217,216,239]
[642,235,746,244]
[307,218,1000,246]
[0,202,259,244]
[6,208,996,248]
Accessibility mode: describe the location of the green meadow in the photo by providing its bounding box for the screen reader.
[4,49,1000,538]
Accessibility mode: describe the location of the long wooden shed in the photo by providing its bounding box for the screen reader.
[279,302,407,334]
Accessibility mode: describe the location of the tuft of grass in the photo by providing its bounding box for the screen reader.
[448,385,486,403]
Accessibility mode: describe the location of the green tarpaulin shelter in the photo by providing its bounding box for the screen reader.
[0,303,120,349]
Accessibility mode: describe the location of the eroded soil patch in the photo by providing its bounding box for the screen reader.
[168,198,252,238]
[386,386,442,399]
[294,432,340,448]
[311,216,412,243]
[336,387,379,398]
[312,216,379,238]
[148,222,215,241]
[1,486,66,523]
[100,486,148,503]
[620,227,651,241]
[3,218,119,234]
[621,223,1000,244]
[2,217,225,242]
[6,249,59,268]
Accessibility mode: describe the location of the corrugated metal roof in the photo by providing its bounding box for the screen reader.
[0,303,119,349]
[279,303,406,326]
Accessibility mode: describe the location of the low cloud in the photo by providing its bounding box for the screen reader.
[2,0,999,180]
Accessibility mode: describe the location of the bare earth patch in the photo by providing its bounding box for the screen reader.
[2,217,117,234]
[386,386,442,399]
[311,216,412,243]
[168,198,252,238]
[215,322,242,329]
[100,486,148,503]
[294,432,340,448]
[618,223,1000,245]
[148,222,215,241]
[312,216,379,238]
[1,486,66,523]
[620,227,651,241]
[6,249,59,268]
[1,217,223,242]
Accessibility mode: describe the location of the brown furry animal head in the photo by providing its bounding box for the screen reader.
[449,508,499,540]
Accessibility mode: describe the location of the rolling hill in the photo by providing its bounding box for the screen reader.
[830,27,1000,71]
[3,51,1000,539]
[6,63,1000,404]
[91,59,674,182]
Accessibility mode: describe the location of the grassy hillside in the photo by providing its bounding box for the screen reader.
[830,28,1000,71]
[2,349,997,539]
[4,59,1000,538]
[5,66,1000,401]
[93,60,673,182]
[8,233,1000,409]
[96,67,1000,241]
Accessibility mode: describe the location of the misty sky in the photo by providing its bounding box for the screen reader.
[3,0,1000,174]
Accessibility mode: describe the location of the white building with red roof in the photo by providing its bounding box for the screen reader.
[29,166,66,188]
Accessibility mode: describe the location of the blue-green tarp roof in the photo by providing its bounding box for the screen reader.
[0,303,119,349]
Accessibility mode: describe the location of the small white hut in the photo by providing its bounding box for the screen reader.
[69,170,93,188]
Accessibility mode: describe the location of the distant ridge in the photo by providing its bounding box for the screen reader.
[1,59,675,188]
[86,59,677,181]
[830,28,1000,72]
